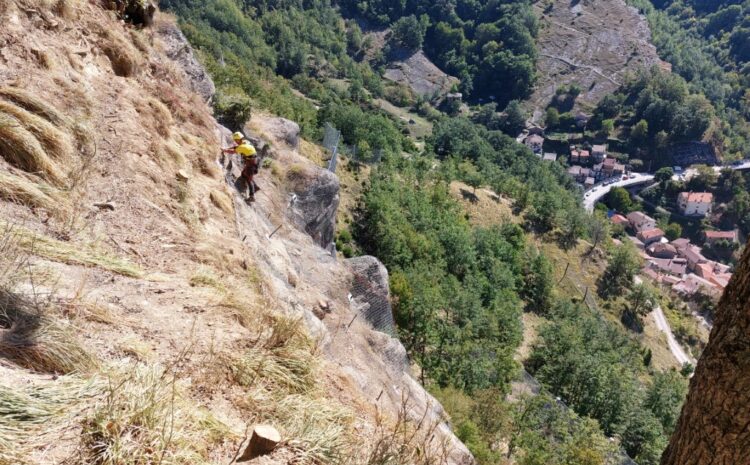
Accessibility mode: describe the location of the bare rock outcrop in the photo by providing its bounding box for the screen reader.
[258,117,300,149]
[384,50,459,98]
[287,166,339,250]
[155,20,216,103]
[346,255,396,335]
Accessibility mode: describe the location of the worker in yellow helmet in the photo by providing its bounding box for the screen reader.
[222,132,245,154]
[236,141,260,201]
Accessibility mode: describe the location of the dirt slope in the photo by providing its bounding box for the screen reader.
[0,1,471,464]
[529,0,668,119]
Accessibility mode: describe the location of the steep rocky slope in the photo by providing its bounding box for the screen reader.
[529,0,668,119]
[0,1,471,463]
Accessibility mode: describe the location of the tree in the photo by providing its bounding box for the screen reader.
[599,245,640,298]
[522,249,553,315]
[545,107,559,128]
[503,100,527,135]
[587,215,609,253]
[644,371,687,434]
[621,408,667,465]
[606,187,633,213]
[459,160,482,195]
[654,167,674,185]
[390,14,428,51]
[662,246,750,465]
[623,283,656,330]
[687,164,718,191]
[599,118,615,137]
[664,223,682,241]
[630,119,649,146]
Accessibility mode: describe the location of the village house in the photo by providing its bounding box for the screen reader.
[637,228,665,245]
[570,146,579,163]
[526,134,544,154]
[584,177,595,189]
[592,144,606,162]
[647,243,677,259]
[567,166,591,183]
[647,257,688,277]
[627,235,645,250]
[543,152,557,162]
[671,238,691,250]
[695,263,715,280]
[599,158,625,178]
[677,192,713,217]
[678,245,708,271]
[610,213,629,226]
[673,274,721,298]
[704,230,738,246]
[627,211,657,233]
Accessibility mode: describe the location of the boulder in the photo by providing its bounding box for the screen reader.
[287,166,339,250]
[261,117,300,149]
[346,256,396,335]
[156,22,216,103]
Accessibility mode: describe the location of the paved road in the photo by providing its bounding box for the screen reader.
[583,161,750,212]
[651,305,694,366]
[633,276,695,367]
[583,173,654,212]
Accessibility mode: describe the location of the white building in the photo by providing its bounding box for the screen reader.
[677,192,713,217]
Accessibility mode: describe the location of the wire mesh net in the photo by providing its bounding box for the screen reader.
[322,123,341,173]
[348,259,396,336]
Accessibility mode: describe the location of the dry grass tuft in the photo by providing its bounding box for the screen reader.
[0,100,75,163]
[361,395,451,465]
[0,87,70,127]
[209,190,233,214]
[232,315,318,394]
[0,113,66,185]
[0,375,102,464]
[53,0,81,20]
[2,222,143,278]
[79,363,229,465]
[142,97,173,137]
[189,268,224,291]
[267,394,353,465]
[0,170,61,211]
[96,26,142,77]
[0,291,97,374]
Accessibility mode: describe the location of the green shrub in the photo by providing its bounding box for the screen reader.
[214,91,252,131]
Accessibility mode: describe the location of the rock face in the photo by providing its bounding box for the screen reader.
[661,245,750,465]
[528,0,667,119]
[346,255,397,335]
[287,166,339,250]
[384,50,459,98]
[260,117,300,149]
[155,20,216,102]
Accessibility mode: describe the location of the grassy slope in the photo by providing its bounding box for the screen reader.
[449,180,684,371]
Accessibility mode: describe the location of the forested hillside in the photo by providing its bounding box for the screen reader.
[626,0,750,159]
[161,0,698,463]
[339,0,538,105]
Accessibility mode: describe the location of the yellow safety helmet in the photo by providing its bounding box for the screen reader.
[232,131,244,142]
[236,142,257,157]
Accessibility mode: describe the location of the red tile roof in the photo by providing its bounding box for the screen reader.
[704,230,737,241]
[611,214,628,225]
[679,192,713,204]
[638,228,665,240]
